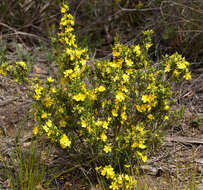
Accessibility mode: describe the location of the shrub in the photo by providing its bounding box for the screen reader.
[0,2,191,189]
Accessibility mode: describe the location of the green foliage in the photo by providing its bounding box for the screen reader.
[0,134,47,190]
[0,61,28,83]
[0,2,192,189]
[192,115,203,128]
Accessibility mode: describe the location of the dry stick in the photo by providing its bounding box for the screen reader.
[0,22,45,41]
[119,6,160,12]
[165,136,203,145]
[73,0,86,19]
[0,98,18,107]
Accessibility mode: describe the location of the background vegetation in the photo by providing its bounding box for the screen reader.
[0,0,202,61]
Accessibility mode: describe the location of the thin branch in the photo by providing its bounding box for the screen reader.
[0,22,45,41]
[119,6,160,12]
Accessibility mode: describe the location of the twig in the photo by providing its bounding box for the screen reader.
[0,98,18,107]
[0,22,45,41]
[165,136,203,145]
[119,6,160,12]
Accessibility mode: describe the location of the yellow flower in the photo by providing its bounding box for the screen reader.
[81,120,87,128]
[138,142,146,149]
[143,29,153,35]
[33,126,38,135]
[65,26,74,32]
[79,130,83,136]
[177,61,187,70]
[112,50,120,57]
[145,43,152,50]
[51,87,56,93]
[73,93,86,101]
[149,94,156,102]
[81,59,86,66]
[47,76,54,83]
[106,67,111,74]
[147,114,154,120]
[46,119,52,127]
[60,78,66,86]
[117,175,123,185]
[95,120,103,127]
[124,174,130,181]
[126,69,133,74]
[164,115,169,120]
[101,132,107,142]
[164,105,170,110]
[64,69,73,78]
[124,164,130,168]
[122,74,129,82]
[110,181,119,190]
[137,151,147,162]
[44,94,54,107]
[60,134,71,149]
[60,18,68,27]
[103,121,108,129]
[61,7,66,14]
[97,86,106,92]
[95,166,102,172]
[108,117,112,122]
[101,167,107,176]
[42,125,49,133]
[113,76,119,82]
[90,91,97,100]
[136,105,142,112]
[137,126,145,135]
[116,58,124,68]
[112,109,118,117]
[141,95,148,103]
[34,84,43,100]
[184,72,191,80]
[116,91,125,102]
[103,145,112,153]
[16,61,27,69]
[134,45,141,56]
[125,59,133,67]
[59,107,64,113]
[131,142,138,148]
[59,120,67,127]
[173,69,179,77]
[41,112,48,119]
[165,64,171,72]
[142,94,156,103]
[147,83,152,90]
[121,111,127,121]
[0,68,7,76]
[164,99,168,105]
[144,60,148,68]
[120,86,128,93]
[101,165,115,179]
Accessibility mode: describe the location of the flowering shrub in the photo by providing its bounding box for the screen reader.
[0,2,191,189]
[0,61,28,83]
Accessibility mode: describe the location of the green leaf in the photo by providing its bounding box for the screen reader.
[162,32,169,40]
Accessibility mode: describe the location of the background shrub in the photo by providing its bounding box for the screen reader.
[0,0,202,62]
